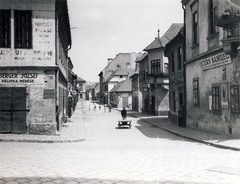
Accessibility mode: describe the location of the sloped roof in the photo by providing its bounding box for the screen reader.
[104,69,134,83]
[94,83,100,91]
[162,23,183,41]
[109,77,132,93]
[135,52,148,62]
[144,23,183,51]
[144,37,167,51]
[115,69,134,76]
[85,82,98,90]
[103,70,116,83]
[164,26,184,56]
[99,53,136,76]
[77,76,86,83]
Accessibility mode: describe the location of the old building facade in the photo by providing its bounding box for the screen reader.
[164,26,185,126]
[98,53,139,105]
[135,52,149,114]
[143,35,169,116]
[0,0,71,134]
[109,77,132,109]
[182,0,240,137]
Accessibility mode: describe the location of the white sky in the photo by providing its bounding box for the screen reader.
[67,0,183,82]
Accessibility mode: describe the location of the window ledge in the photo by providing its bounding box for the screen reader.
[191,43,199,49]
[207,32,219,40]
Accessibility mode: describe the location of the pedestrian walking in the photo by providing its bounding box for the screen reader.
[104,104,107,112]
[178,105,183,127]
[108,104,112,112]
[121,107,127,120]
[89,103,91,110]
[56,105,59,123]
[99,105,101,110]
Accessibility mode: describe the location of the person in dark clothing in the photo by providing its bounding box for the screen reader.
[56,105,59,123]
[178,105,183,127]
[121,107,127,120]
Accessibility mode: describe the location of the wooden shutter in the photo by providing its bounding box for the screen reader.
[0,88,11,133]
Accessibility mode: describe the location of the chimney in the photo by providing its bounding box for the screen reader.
[108,58,113,64]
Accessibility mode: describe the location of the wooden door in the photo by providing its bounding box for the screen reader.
[0,88,12,132]
[12,88,27,134]
[0,87,27,134]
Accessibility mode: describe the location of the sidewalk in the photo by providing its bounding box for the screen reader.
[127,110,240,151]
[0,101,85,143]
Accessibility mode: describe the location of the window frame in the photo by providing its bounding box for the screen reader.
[192,11,198,45]
[14,10,32,49]
[230,85,239,114]
[172,91,176,112]
[151,59,160,74]
[178,47,182,71]
[0,10,11,48]
[193,78,199,107]
[209,0,217,35]
[171,51,175,73]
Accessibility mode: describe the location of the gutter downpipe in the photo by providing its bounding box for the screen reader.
[182,3,187,127]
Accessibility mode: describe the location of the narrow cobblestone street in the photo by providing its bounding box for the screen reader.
[0,101,240,184]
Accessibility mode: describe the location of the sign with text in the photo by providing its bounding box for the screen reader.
[0,72,43,84]
[200,52,231,70]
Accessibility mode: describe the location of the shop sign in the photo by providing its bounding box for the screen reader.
[200,52,231,70]
[0,72,40,84]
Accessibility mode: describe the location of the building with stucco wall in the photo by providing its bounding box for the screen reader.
[98,52,141,104]
[182,0,240,137]
[0,0,71,135]
[164,26,185,126]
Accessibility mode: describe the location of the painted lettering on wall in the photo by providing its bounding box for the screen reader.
[13,50,52,61]
[200,53,231,70]
[0,49,10,60]
[0,73,38,84]
[34,20,54,47]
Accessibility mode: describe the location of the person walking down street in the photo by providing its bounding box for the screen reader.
[104,104,107,113]
[56,105,59,130]
[93,104,96,111]
[178,105,183,127]
[89,103,91,111]
[108,104,112,112]
[99,105,101,110]
[121,107,127,120]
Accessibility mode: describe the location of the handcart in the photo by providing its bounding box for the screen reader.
[118,120,132,128]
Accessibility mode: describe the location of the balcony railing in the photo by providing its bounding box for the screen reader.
[147,71,169,78]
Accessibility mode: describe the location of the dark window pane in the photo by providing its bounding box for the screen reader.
[0,10,11,48]
[14,10,32,48]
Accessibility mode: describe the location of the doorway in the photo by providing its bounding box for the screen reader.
[0,87,27,134]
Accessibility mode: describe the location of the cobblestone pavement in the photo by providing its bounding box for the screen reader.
[0,101,240,184]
